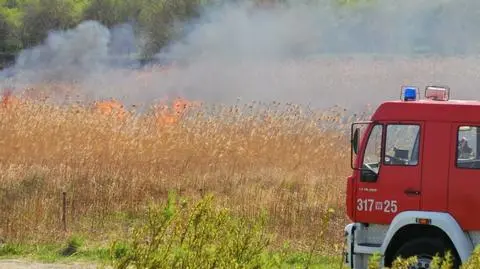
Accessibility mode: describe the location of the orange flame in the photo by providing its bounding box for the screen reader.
[154,98,200,126]
[1,89,21,109]
[93,99,127,119]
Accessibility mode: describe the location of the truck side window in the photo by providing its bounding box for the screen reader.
[362,124,383,174]
[384,124,420,166]
[457,126,479,169]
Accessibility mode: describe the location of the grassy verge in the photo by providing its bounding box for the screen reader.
[0,243,343,268]
[0,192,346,268]
[0,242,109,264]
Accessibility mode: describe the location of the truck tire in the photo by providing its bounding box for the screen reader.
[392,237,460,269]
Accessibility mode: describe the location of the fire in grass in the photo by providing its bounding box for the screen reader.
[93,97,201,125]
[1,88,21,109]
[152,98,201,125]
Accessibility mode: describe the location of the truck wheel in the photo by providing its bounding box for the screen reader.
[393,237,460,269]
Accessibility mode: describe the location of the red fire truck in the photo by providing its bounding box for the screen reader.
[344,86,480,269]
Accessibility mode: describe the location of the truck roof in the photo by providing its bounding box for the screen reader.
[372,99,480,123]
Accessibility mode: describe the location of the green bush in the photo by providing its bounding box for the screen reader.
[109,192,277,269]
[367,247,480,269]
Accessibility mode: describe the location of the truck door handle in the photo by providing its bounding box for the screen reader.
[404,189,421,196]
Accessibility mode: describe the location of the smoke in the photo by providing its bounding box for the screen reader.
[2,0,480,109]
[13,21,112,83]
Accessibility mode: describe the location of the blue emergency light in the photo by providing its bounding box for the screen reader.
[402,86,418,101]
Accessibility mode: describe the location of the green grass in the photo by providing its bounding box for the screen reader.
[0,242,343,268]
[0,242,109,264]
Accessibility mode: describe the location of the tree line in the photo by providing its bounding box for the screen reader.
[0,0,365,68]
[0,0,214,66]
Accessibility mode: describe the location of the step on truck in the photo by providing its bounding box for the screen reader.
[344,86,480,269]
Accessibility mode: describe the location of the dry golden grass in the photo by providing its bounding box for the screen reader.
[0,93,357,254]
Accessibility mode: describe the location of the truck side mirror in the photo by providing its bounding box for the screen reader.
[352,128,360,155]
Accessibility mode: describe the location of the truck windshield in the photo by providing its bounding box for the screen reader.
[361,123,420,173]
[362,124,383,173]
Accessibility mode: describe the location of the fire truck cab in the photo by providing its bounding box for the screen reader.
[344,86,480,269]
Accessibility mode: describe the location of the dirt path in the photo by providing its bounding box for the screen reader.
[0,260,98,269]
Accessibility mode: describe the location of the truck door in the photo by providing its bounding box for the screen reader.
[448,124,480,230]
[355,122,423,224]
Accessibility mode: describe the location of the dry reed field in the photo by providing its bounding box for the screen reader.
[4,56,480,265]
[0,88,358,256]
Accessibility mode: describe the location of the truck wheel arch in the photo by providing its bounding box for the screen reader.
[383,224,459,267]
[381,211,473,266]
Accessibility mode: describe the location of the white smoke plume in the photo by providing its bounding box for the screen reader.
[1,0,480,109]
